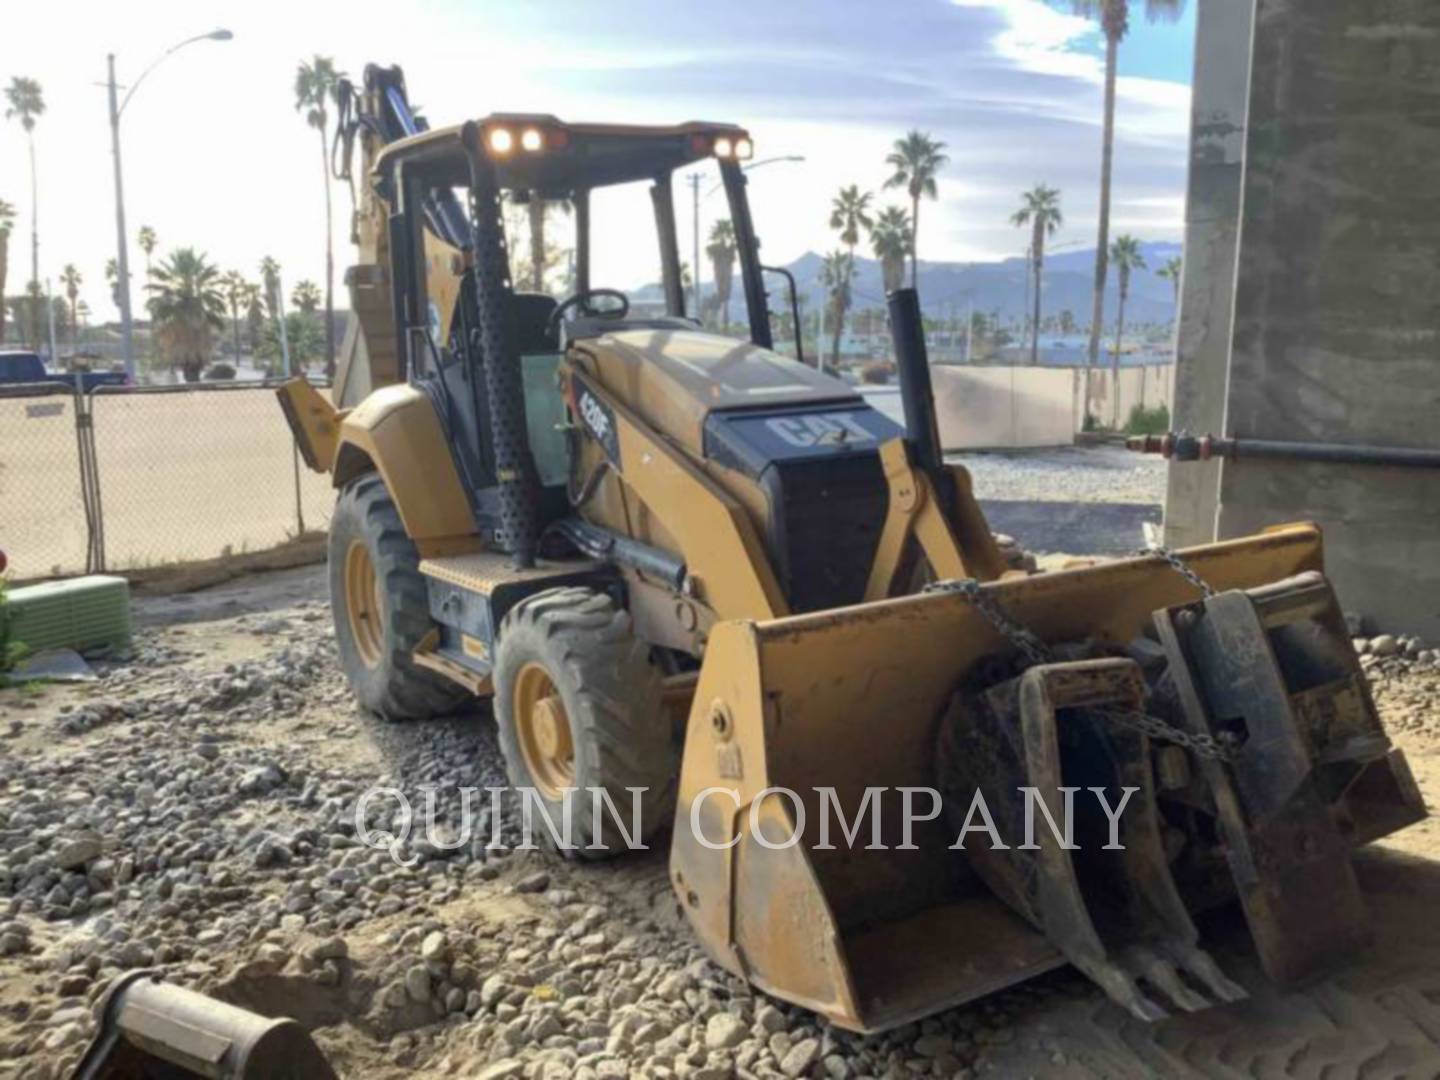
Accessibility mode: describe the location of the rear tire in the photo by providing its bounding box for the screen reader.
[494,586,675,859]
[328,473,468,720]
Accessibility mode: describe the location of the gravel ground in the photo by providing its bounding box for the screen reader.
[2,567,1438,1079]
[951,445,1167,506]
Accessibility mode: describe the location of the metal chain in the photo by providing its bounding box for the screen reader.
[1091,707,1236,761]
[924,571,1236,761]
[923,578,1053,666]
[1137,545,1217,599]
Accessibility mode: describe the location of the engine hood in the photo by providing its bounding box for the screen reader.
[570,327,861,456]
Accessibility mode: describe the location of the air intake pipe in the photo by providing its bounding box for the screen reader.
[887,288,944,474]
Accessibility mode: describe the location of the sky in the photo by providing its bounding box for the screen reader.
[0,0,1196,321]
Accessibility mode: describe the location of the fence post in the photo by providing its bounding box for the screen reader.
[73,386,106,574]
[293,438,306,536]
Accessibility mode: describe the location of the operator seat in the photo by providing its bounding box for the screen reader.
[511,292,560,354]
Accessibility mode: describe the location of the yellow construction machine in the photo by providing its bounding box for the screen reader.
[279,65,1425,1032]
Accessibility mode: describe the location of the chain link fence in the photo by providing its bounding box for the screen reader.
[1,382,334,581]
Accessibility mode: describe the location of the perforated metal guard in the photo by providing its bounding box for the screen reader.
[468,154,540,568]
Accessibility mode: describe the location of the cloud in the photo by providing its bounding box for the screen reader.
[953,0,1102,80]
[0,0,1192,321]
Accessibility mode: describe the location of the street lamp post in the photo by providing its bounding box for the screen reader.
[108,29,232,381]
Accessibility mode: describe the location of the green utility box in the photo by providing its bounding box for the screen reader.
[5,575,132,655]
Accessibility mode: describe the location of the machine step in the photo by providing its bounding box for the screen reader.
[419,551,600,595]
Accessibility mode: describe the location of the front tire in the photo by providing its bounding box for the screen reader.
[328,473,468,720]
[494,586,675,858]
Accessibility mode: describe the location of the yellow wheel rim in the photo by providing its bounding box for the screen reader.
[344,539,385,669]
[514,661,575,798]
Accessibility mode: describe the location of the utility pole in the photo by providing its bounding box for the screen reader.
[1022,241,1032,364]
[107,55,136,381]
[275,271,293,376]
[965,298,974,363]
[105,30,233,384]
[687,172,702,320]
[45,279,58,365]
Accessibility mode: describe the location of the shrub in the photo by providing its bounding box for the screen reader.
[205,362,237,381]
[860,361,895,385]
[1125,402,1171,436]
[0,578,25,674]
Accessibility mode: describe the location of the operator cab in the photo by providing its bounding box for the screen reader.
[369,103,802,550]
[371,113,773,346]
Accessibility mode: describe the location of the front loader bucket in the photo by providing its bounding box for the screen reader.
[669,523,1419,1032]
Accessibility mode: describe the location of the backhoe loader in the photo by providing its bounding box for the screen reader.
[278,64,1425,1033]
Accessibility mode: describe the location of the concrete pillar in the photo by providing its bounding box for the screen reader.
[1214,0,1440,636]
[1163,0,1255,549]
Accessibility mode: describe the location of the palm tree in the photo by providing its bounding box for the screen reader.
[146,248,226,382]
[294,56,344,375]
[869,206,912,294]
[820,250,854,375]
[19,281,44,350]
[1157,255,1183,308]
[5,77,44,308]
[1108,234,1147,426]
[527,199,547,293]
[1010,185,1064,365]
[828,185,872,363]
[292,279,321,314]
[1051,0,1185,371]
[829,186,874,260]
[883,131,947,288]
[259,256,282,320]
[0,199,13,343]
[138,226,158,277]
[220,270,248,366]
[60,264,82,347]
[241,281,265,354]
[104,258,121,309]
[525,197,574,294]
[705,220,736,330]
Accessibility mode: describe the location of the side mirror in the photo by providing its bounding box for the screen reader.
[761,265,807,367]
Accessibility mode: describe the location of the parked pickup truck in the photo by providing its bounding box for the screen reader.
[0,350,129,391]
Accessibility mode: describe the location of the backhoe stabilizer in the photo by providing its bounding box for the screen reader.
[276,377,341,474]
[669,523,1425,1031]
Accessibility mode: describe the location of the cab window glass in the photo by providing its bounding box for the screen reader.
[503,192,578,302]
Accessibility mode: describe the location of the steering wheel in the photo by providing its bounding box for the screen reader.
[547,288,630,335]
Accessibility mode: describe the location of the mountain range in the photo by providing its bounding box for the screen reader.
[646,240,1184,328]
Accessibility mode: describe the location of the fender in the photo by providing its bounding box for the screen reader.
[332,382,478,547]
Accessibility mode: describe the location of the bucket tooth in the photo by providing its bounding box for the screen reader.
[1161,941,1250,1005]
[1074,954,1171,1023]
[1119,945,1211,1014]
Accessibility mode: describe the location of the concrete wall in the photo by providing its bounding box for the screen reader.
[931,366,1080,449]
[1087,364,1175,426]
[1173,0,1440,635]
[1162,0,1255,548]
[864,365,1175,450]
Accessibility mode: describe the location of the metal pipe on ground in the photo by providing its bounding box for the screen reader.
[1127,432,1440,469]
[74,969,337,1078]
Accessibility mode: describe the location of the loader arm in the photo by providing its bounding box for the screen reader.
[864,437,1007,599]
